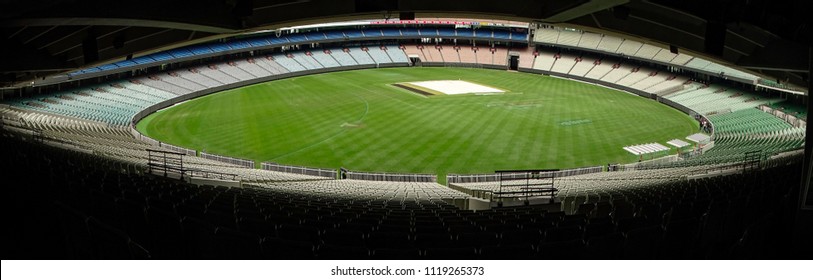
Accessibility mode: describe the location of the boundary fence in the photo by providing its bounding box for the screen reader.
[447,166,603,184]
[261,162,337,179]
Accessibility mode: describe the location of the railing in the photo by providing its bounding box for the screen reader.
[261,162,337,179]
[183,168,239,181]
[344,170,437,182]
[447,166,603,184]
[160,142,196,156]
[200,152,254,168]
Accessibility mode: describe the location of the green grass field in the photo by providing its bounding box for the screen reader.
[137,67,698,178]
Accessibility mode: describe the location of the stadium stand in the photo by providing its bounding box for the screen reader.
[348,47,376,65]
[550,54,579,75]
[458,47,479,64]
[2,125,803,259]
[439,46,461,63]
[568,56,598,77]
[492,48,509,66]
[616,40,643,56]
[532,50,557,72]
[556,30,582,46]
[516,47,536,69]
[475,48,492,65]
[366,47,393,63]
[577,32,602,49]
[328,48,358,66]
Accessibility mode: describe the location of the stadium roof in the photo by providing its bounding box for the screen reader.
[1,0,809,90]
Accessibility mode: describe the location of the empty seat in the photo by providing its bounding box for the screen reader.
[212,227,262,259]
[321,229,365,247]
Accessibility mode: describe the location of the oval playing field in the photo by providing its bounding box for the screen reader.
[136,67,698,177]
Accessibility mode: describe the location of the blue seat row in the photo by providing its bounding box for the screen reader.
[69,27,528,77]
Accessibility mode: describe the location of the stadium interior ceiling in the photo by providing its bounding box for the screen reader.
[0,0,809,89]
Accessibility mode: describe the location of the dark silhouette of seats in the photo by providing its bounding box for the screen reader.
[181,217,217,259]
[659,218,700,259]
[237,217,276,237]
[261,237,314,259]
[584,221,616,239]
[276,224,320,243]
[116,198,150,247]
[456,232,499,249]
[145,207,184,258]
[623,225,663,259]
[544,226,583,243]
[366,231,412,249]
[500,230,542,246]
[538,239,585,259]
[585,233,625,259]
[413,233,453,249]
[213,227,263,259]
[55,202,94,258]
[321,229,365,247]
[86,217,144,259]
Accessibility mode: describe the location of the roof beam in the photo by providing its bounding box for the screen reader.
[2,18,237,34]
[543,0,629,23]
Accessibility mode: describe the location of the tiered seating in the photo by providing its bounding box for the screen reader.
[220,63,257,81]
[532,50,557,71]
[458,47,478,64]
[492,48,508,66]
[685,58,759,81]
[271,54,308,72]
[311,51,342,68]
[255,57,291,74]
[291,53,322,70]
[6,125,802,260]
[577,33,602,49]
[237,58,274,77]
[424,46,443,63]
[651,49,678,64]
[136,76,193,95]
[633,44,662,60]
[616,40,643,56]
[404,45,428,62]
[583,59,617,80]
[386,47,409,63]
[329,48,359,66]
[599,65,634,84]
[629,72,669,91]
[162,72,209,91]
[647,76,689,95]
[595,35,623,53]
[365,47,393,63]
[556,30,582,46]
[347,48,375,65]
[533,28,559,44]
[439,47,460,63]
[516,47,536,69]
[616,68,652,88]
[198,65,241,84]
[670,54,694,65]
[474,48,492,65]
[568,56,597,77]
[663,84,783,115]
[550,54,579,74]
[768,101,808,119]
